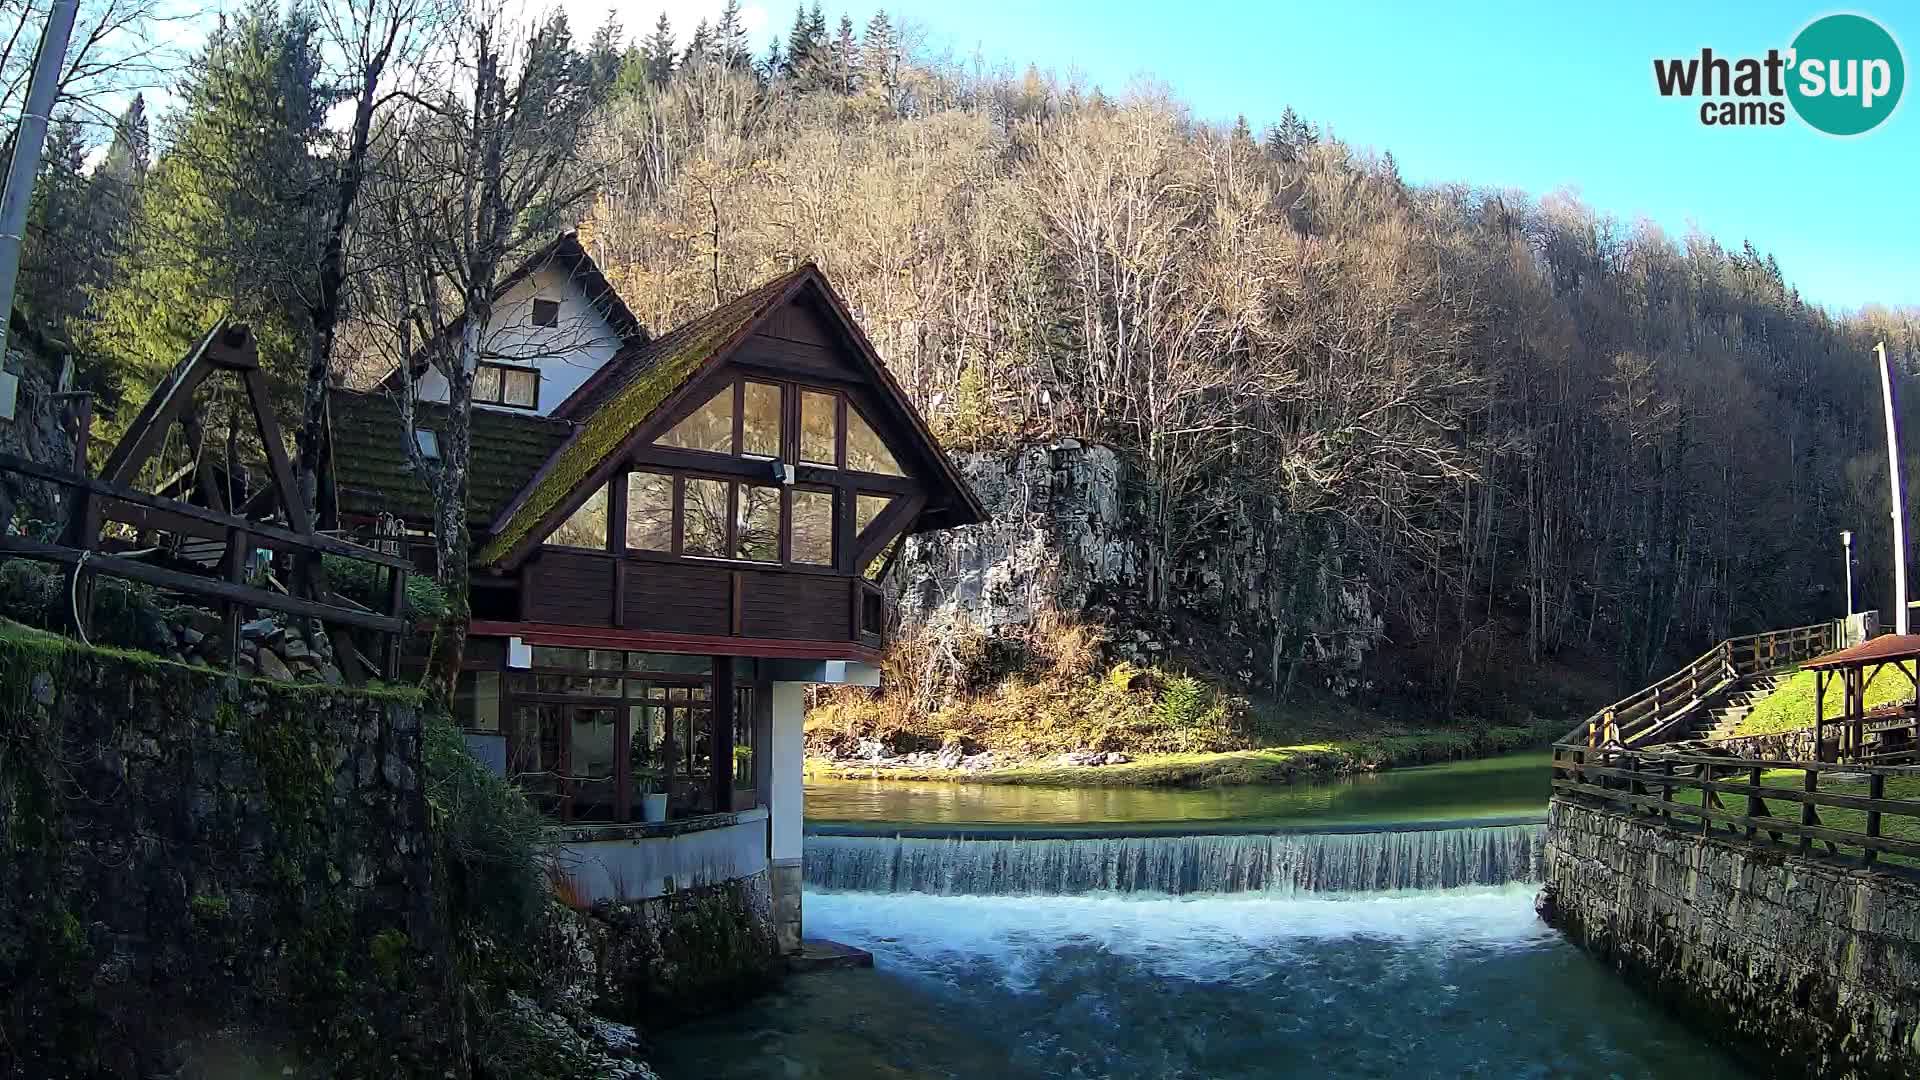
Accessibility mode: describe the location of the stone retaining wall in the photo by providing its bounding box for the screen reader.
[1703,726,1817,760]
[0,625,454,1077]
[591,870,781,1024]
[1542,797,1920,1079]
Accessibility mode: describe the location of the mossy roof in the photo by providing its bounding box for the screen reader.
[474,266,812,565]
[329,390,573,525]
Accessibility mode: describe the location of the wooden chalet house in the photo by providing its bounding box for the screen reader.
[326,234,983,945]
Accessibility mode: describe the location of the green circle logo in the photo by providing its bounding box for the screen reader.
[1788,13,1905,136]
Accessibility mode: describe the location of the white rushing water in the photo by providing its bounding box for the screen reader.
[808,884,1557,988]
[804,822,1543,895]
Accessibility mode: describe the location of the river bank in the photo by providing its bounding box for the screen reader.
[804,719,1562,787]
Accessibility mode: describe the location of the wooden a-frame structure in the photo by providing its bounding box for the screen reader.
[0,322,410,681]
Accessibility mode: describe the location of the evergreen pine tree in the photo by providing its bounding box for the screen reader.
[585,13,623,100]
[714,0,750,69]
[861,9,896,96]
[640,12,676,85]
[611,43,647,99]
[833,14,857,93]
[782,3,812,78]
[88,0,330,399]
[1231,113,1253,146]
[683,19,711,70]
[19,116,94,337]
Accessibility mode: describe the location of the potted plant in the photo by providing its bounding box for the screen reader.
[635,766,668,823]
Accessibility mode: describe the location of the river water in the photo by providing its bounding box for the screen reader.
[650,753,1751,1078]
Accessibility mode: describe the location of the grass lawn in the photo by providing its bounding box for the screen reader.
[1667,768,1920,867]
[1735,663,1917,736]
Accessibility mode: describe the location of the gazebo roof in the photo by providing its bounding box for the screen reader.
[1803,633,1920,671]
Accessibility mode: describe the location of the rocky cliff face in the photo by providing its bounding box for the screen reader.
[894,441,1384,694]
[0,333,77,533]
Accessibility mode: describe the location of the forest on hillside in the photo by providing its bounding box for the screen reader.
[8,0,1920,709]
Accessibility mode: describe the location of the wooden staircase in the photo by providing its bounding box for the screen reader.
[1565,623,1842,750]
[1681,673,1790,741]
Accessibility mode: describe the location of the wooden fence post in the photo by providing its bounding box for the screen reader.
[1866,772,1885,866]
[222,525,249,669]
[1801,769,1817,855]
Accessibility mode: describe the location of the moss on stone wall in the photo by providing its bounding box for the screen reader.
[590,871,781,1026]
[0,617,451,1077]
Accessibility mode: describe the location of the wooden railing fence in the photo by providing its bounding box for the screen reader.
[1564,622,1838,749]
[0,450,409,678]
[1553,744,1920,869]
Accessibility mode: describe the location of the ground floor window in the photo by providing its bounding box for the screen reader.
[453,647,758,823]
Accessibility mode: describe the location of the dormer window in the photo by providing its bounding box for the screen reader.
[530,298,560,327]
[474,361,538,409]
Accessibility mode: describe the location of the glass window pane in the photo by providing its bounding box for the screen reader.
[546,484,608,548]
[742,382,782,458]
[627,652,714,675]
[856,492,893,537]
[627,471,673,551]
[683,478,729,556]
[800,390,838,466]
[473,364,502,403]
[536,673,592,695]
[658,384,734,454]
[454,671,501,732]
[503,367,538,407]
[846,408,904,476]
[570,707,618,822]
[791,489,834,565]
[735,484,780,562]
[532,646,587,670]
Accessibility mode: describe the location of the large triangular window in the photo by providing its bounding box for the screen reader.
[657,384,733,454]
[845,407,904,477]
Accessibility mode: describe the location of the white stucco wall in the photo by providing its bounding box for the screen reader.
[414,266,623,417]
[556,806,770,902]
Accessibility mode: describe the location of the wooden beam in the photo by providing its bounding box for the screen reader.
[468,620,879,663]
[0,452,411,570]
[242,365,310,534]
[0,535,406,635]
[854,493,927,570]
[710,655,735,814]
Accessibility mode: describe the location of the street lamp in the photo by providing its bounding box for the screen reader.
[1842,529,1854,617]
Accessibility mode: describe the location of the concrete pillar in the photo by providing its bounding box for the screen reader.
[768,680,805,953]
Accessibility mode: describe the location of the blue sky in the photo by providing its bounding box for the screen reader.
[809,0,1914,314]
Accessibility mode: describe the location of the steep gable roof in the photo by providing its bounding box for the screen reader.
[475,263,987,567]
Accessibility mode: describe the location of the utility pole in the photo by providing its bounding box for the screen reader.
[0,0,80,365]
[1878,341,1909,635]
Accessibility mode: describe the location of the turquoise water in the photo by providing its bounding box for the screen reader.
[804,750,1552,832]
[650,752,1749,1078]
[652,888,1748,1078]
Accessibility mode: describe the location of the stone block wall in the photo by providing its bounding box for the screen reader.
[590,870,781,1025]
[1703,726,1818,761]
[1542,797,1920,1079]
[0,625,455,1077]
